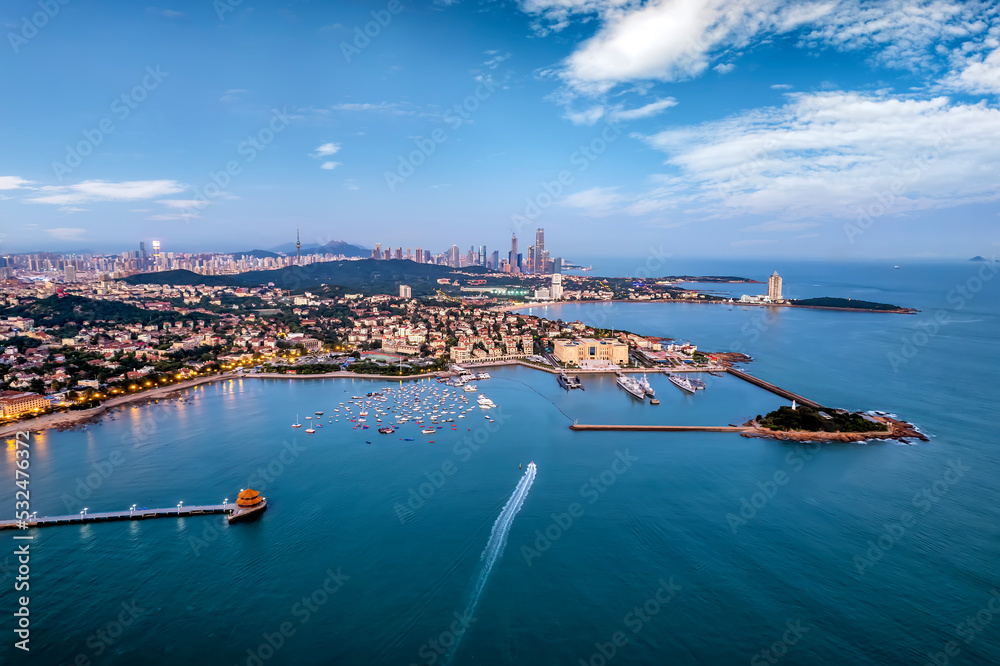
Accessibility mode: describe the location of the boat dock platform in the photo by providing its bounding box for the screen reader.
[570,424,751,433]
[726,368,822,408]
[0,503,261,530]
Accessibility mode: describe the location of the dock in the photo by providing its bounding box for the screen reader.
[726,368,822,408]
[0,502,263,530]
[569,424,751,433]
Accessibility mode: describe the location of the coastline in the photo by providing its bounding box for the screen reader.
[502,299,917,314]
[0,370,454,437]
[0,374,234,438]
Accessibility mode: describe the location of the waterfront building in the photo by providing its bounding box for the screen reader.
[768,271,783,301]
[553,338,629,366]
[0,391,49,418]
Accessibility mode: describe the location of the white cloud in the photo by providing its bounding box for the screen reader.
[609,97,677,121]
[632,90,1000,219]
[45,227,88,241]
[944,46,1000,95]
[25,180,184,205]
[771,83,793,90]
[312,142,341,157]
[483,51,511,70]
[320,161,340,170]
[0,176,33,190]
[714,63,735,74]
[157,199,205,209]
[330,102,416,114]
[147,213,199,221]
[565,106,606,125]
[561,186,624,215]
[523,0,997,95]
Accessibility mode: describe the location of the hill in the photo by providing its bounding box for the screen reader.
[231,249,280,259]
[788,297,907,312]
[1,295,186,327]
[757,405,888,433]
[122,259,486,295]
[268,240,368,257]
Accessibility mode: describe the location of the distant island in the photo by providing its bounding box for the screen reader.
[970,256,987,262]
[788,297,916,314]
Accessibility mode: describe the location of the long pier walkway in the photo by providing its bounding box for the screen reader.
[0,504,232,530]
[726,368,822,408]
[570,424,751,433]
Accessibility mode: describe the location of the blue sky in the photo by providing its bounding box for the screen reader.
[1,0,998,259]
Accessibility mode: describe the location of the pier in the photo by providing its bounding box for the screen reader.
[569,424,751,433]
[726,368,822,408]
[0,504,233,530]
[1,488,268,530]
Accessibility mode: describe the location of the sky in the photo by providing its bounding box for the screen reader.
[1,0,998,260]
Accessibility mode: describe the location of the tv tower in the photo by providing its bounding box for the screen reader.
[296,227,301,264]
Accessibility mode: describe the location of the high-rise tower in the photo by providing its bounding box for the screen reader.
[767,271,782,301]
[509,234,519,274]
[296,227,301,264]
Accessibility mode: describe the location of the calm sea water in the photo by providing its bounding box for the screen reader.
[2,259,999,665]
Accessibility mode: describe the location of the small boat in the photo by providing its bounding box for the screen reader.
[315,411,323,416]
[305,428,316,433]
[421,428,436,434]
[378,426,395,434]
[292,414,302,428]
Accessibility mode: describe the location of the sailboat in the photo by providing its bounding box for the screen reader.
[292,414,302,428]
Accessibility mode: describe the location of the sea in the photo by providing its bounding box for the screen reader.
[1,258,998,665]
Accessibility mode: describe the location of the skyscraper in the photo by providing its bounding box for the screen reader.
[550,273,563,300]
[768,271,783,301]
[490,250,499,270]
[509,234,519,274]
[415,247,423,263]
[449,245,460,267]
[535,228,544,257]
[478,245,486,267]
[527,246,535,274]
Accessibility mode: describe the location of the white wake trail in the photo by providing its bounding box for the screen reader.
[445,463,536,664]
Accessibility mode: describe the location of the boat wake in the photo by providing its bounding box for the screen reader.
[445,462,536,664]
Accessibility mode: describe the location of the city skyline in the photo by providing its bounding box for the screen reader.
[1,1,997,258]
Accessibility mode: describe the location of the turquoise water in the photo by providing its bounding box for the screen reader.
[2,260,999,665]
